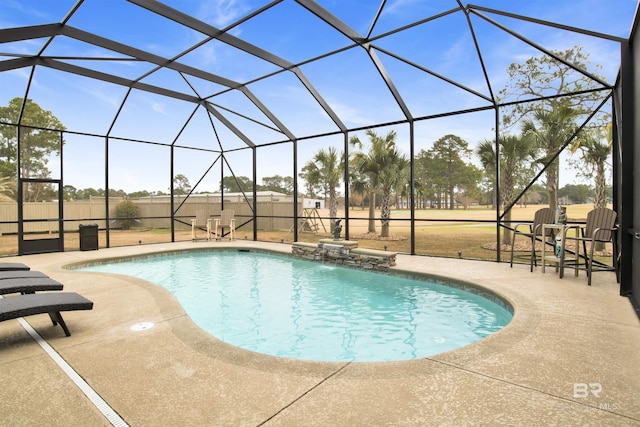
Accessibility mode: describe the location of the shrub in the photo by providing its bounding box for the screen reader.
[115,199,138,230]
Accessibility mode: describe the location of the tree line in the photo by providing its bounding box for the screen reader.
[58,174,295,201]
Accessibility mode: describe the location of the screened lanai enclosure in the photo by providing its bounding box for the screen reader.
[1,1,639,303]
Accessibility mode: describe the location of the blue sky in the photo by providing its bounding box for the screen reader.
[0,0,637,193]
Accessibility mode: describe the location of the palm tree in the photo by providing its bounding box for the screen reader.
[570,123,611,210]
[350,129,408,238]
[499,135,536,245]
[570,123,612,251]
[478,135,535,245]
[302,146,344,229]
[476,140,497,210]
[521,106,579,214]
[347,169,368,210]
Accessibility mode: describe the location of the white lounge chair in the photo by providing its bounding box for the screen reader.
[191,209,212,241]
[214,209,235,241]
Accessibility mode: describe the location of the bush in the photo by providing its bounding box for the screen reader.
[115,199,138,230]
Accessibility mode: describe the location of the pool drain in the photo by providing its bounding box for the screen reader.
[130,322,155,331]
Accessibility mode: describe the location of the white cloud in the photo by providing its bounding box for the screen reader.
[326,99,373,128]
[0,1,54,27]
[192,41,219,67]
[382,0,423,17]
[197,0,251,28]
[151,101,167,115]
[82,86,121,108]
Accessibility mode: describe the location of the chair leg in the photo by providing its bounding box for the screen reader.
[587,241,595,286]
[48,311,71,336]
[582,239,588,279]
[613,235,620,283]
[530,236,536,272]
[510,231,516,268]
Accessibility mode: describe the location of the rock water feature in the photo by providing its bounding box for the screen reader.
[292,239,397,270]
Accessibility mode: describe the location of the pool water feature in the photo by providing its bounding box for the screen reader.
[80,250,512,362]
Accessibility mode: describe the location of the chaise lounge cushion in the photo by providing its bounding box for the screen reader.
[0,271,49,280]
[0,278,64,295]
[0,292,93,336]
[0,263,30,271]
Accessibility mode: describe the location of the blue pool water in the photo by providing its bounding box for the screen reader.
[80,250,512,362]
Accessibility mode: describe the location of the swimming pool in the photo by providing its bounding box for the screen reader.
[80,250,512,362]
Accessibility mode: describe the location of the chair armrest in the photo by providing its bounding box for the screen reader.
[592,226,617,242]
[562,224,588,242]
[513,223,533,233]
[561,224,581,237]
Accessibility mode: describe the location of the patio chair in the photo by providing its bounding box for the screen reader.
[0,292,93,336]
[0,263,30,271]
[0,277,64,295]
[214,209,235,241]
[561,208,618,286]
[191,209,212,241]
[510,207,555,271]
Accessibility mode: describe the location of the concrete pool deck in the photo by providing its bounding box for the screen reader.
[0,241,638,426]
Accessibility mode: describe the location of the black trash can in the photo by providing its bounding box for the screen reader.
[79,224,99,251]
